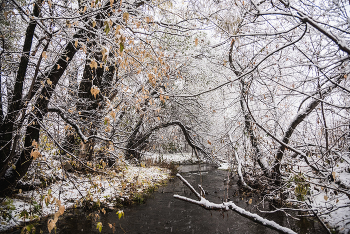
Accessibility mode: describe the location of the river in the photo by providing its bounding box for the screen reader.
[9,164,327,233]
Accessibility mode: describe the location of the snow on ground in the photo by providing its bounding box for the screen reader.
[1,150,349,233]
[217,162,230,170]
[142,152,200,164]
[0,156,170,232]
[311,190,350,234]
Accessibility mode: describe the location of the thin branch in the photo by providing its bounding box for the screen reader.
[174,174,297,234]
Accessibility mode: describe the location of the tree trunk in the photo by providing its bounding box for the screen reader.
[228,40,271,177]
[0,0,41,179]
[239,79,271,177]
[0,40,78,193]
[273,75,344,177]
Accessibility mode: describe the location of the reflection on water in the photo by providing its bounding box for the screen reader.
[9,164,327,234]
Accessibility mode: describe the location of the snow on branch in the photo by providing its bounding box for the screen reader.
[257,9,350,55]
[229,134,253,191]
[173,173,297,234]
[47,107,126,147]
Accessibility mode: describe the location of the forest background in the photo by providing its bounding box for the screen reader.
[0,0,350,233]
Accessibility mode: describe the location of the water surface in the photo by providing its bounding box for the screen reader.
[9,164,326,234]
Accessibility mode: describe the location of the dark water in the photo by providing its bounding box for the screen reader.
[9,164,327,234]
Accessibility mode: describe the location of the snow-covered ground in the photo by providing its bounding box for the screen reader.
[0,155,170,233]
[142,152,201,164]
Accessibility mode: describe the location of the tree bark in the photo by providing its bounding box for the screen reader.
[0,0,41,178]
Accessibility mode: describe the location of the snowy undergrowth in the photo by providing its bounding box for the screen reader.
[215,152,350,233]
[280,155,350,234]
[304,159,350,234]
[0,152,170,233]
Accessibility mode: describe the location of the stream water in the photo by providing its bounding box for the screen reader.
[10,164,327,233]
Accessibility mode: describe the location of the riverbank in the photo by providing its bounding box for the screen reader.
[0,155,172,233]
[1,151,349,234]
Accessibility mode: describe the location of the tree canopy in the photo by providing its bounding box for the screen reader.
[0,0,349,232]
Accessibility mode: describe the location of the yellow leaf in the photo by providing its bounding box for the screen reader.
[148,73,156,86]
[58,205,65,215]
[75,40,78,47]
[104,116,110,125]
[108,223,113,228]
[32,139,38,148]
[332,171,336,180]
[115,25,121,35]
[30,149,41,160]
[159,94,164,102]
[47,78,52,86]
[116,210,124,219]
[248,198,252,205]
[47,219,55,233]
[110,0,114,7]
[123,12,129,24]
[96,222,103,233]
[90,85,100,98]
[4,11,9,19]
[83,6,87,13]
[102,47,108,61]
[110,111,116,119]
[57,64,61,69]
[195,38,198,46]
[324,195,328,201]
[42,51,48,59]
[90,59,98,69]
[92,21,96,27]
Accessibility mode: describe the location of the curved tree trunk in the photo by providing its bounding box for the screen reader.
[228,40,271,177]
[125,120,218,165]
[273,75,344,177]
[239,79,271,177]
